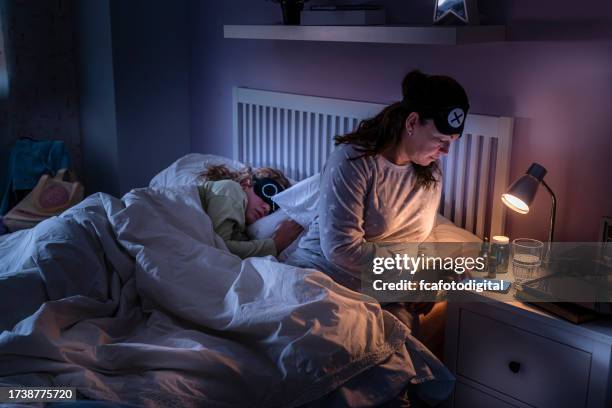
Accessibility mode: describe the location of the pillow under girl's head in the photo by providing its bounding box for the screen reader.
[246,209,290,239]
[271,173,320,228]
[149,153,245,188]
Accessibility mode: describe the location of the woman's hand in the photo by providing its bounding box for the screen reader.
[272,220,303,253]
[406,302,435,316]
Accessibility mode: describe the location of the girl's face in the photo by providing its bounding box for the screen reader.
[404,115,459,166]
[243,186,271,225]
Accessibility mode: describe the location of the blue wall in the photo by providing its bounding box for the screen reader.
[110,0,191,195]
[74,0,119,196]
[75,0,191,196]
[0,0,81,203]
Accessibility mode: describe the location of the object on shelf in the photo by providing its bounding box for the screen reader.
[301,5,385,26]
[270,0,309,25]
[433,0,479,25]
[310,5,383,11]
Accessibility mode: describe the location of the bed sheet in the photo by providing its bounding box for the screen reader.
[427,214,482,243]
[0,185,453,407]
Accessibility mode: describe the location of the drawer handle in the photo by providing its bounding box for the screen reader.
[508,361,521,373]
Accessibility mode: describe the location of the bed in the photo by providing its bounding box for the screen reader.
[0,89,514,407]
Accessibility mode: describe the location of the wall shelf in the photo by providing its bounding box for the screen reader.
[223,25,506,45]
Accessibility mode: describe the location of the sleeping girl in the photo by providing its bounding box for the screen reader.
[198,165,303,259]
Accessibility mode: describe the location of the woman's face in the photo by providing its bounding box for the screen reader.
[403,114,459,166]
[243,186,271,225]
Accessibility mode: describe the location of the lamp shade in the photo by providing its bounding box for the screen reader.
[501,163,547,214]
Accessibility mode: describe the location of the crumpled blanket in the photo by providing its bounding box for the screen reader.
[0,185,453,407]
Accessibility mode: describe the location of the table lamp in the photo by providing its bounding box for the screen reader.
[501,163,556,261]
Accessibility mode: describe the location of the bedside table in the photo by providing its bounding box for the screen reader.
[443,271,612,408]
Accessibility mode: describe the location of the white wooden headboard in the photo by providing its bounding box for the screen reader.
[232,87,513,239]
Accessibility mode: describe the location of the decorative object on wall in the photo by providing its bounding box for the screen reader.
[502,163,556,262]
[270,0,309,25]
[433,0,479,25]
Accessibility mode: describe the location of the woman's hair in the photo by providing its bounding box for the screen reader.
[199,164,291,189]
[335,70,469,190]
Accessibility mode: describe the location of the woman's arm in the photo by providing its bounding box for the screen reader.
[318,148,392,277]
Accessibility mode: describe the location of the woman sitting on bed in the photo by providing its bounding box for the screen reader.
[198,165,303,259]
[285,70,469,325]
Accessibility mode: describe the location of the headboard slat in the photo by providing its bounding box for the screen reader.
[465,133,479,233]
[476,135,491,238]
[453,136,468,227]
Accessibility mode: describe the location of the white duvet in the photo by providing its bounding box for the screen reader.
[0,185,453,407]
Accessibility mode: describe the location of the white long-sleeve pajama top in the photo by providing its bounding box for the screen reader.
[286,143,442,292]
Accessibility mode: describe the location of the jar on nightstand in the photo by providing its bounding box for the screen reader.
[490,235,510,275]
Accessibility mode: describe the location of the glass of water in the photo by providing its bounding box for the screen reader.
[512,238,544,291]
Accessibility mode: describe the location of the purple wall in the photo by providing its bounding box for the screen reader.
[190,0,612,241]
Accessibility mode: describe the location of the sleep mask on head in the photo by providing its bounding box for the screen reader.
[252,177,285,212]
[428,104,470,136]
[402,99,470,137]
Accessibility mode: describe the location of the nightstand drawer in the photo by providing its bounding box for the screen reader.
[454,382,519,408]
[456,309,591,408]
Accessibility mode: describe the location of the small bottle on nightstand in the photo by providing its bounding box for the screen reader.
[487,246,497,279]
[491,235,510,274]
[479,237,490,273]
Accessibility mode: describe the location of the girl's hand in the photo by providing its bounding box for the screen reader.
[272,220,303,253]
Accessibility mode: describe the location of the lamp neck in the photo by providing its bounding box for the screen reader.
[542,180,556,261]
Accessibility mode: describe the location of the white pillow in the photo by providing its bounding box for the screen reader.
[425,214,481,243]
[245,210,308,261]
[149,153,245,188]
[246,209,290,239]
[271,173,320,227]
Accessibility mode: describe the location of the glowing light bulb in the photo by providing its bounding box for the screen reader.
[502,193,529,214]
